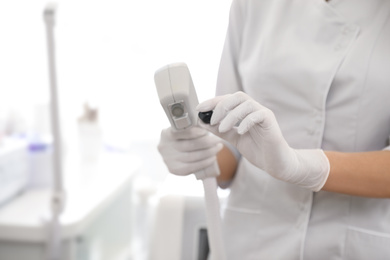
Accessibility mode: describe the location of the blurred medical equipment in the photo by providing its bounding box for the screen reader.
[43,3,66,259]
[26,102,54,189]
[28,136,54,189]
[0,3,143,260]
[149,175,229,260]
[0,138,29,207]
[0,154,141,260]
[154,63,226,260]
[77,103,103,162]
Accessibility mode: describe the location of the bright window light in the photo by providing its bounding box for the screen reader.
[0,0,232,146]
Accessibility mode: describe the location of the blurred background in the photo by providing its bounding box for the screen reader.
[0,0,231,146]
[0,0,231,259]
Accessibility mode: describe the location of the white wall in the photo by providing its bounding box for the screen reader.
[0,0,232,145]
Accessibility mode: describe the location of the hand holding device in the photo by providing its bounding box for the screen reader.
[155,63,222,179]
[158,127,222,177]
[197,91,330,191]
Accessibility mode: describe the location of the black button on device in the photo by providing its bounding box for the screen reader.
[198,111,213,124]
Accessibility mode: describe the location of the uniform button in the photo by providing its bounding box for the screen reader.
[342,27,350,35]
[342,25,356,35]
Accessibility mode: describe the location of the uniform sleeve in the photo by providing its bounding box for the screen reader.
[215,0,246,96]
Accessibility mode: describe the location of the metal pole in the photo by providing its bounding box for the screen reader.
[43,3,66,260]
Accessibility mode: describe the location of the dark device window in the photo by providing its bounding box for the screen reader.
[198,228,210,260]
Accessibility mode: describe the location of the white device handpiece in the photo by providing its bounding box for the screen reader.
[154,63,226,260]
[154,63,220,179]
[154,63,199,131]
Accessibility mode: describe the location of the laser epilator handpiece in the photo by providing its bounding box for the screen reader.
[198,111,213,124]
[154,63,226,260]
[154,63,198,131]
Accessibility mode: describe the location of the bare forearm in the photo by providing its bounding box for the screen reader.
[322,150,390,198]
[216,145,238,188]
[215,146,390,196]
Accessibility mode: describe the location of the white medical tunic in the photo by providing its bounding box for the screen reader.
[216,0,390,259]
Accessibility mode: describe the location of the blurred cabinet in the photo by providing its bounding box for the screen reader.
[0,153,141,260]
[0,138,29,207]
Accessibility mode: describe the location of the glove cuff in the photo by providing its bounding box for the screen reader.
[294,149,330,192]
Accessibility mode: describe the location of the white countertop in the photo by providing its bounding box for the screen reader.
[0,152,142,242]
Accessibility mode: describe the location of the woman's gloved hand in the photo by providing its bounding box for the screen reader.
[158,126,223,178]
[196,91,330,191]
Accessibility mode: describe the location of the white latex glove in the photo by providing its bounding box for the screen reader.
[158,126,223,178]
[196,91,330,191]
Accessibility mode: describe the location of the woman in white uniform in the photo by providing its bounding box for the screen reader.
[158,0,390,259]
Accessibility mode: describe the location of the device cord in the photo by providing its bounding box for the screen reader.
[202,177,227,260]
